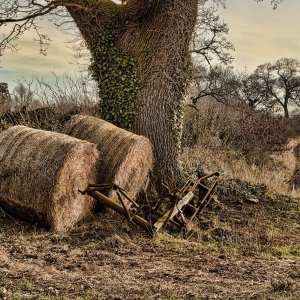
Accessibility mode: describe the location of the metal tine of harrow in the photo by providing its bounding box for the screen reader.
[79,183,116,195]
[186,179,220,228]
[197,180,220,215]
[198,172,220,183]
[179,179,194,194]
[87,183,113,190]
[117,188,140,208]
[116,190,132,221]
[177,207,188,226]
[116,189,143,222]
[160,204,178,231]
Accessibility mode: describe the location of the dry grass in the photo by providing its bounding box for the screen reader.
[0,125,99,231]
[182,98,300,197]
[182,144,300,197]
[195,182,300,259]
[290,143,300,192]
[0,74,100,133]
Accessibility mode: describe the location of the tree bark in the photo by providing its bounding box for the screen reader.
[67,0,198,187]
[283,103,289,118]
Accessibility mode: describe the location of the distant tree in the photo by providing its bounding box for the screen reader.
[239,71,271,109]
[12,82,36,110]
[191,65,240,106]
[243,58,300,118]
[0,82,11,112]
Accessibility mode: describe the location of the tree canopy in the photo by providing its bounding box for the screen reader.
[243,58,300,118]
[0,0,282,57]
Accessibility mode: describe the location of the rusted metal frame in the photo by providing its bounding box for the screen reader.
[181,172,219,196]
[80,172,220,236]
[161,181,178,197]
[169,218,183,228]
[196,180,219,215]
[177,207,188,226]
[88,183,112,188]
[152,173,220,234]
[117,188,139,208]
[114,186,143,222]
[153,191,194,234]
[153,179,193,216]
[81,182,152,230]
[156,206,176,232]
[154,178,195,214]
[197,183,209,192]
[180,179,194,194]
[116,189,132,221]
[82,183,139,208]
[87,190,152,231]
[185,180,220,228]
[115,189,141,222]
[173,173,220,232]
[87,183,112,190]
[186,203,196,212]
[197,172,220,183]
[79,184,113,195]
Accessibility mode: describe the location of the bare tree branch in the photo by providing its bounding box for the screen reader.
[0,1,120,56]
[192,0,234,66]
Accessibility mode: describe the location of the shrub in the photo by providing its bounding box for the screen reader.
[182,97,289,164]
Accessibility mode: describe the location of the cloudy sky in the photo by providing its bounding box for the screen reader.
[0,0,299,90]
[223,0,300,70]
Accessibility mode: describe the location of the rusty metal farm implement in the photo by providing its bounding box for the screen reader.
[80,172,220,236]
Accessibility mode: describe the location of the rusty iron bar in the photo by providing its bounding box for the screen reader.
[116,189,132,221]
[185,179,220,229]
[153,191,194,233]
[87,183,112,190]
[117,187,140,208]
[153,172,220,234]
[87,190,152,231]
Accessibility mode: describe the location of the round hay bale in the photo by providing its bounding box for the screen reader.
[64,115,153,207]
[0,125,99,231]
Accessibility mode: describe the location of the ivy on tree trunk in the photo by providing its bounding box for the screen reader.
[68,0,198,187]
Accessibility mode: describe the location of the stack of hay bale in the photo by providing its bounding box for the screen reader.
[0,116,153,232]
[64,115,153,207]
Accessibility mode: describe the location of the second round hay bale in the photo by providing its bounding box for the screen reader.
[0,125,99,231]
[64,115,153,205]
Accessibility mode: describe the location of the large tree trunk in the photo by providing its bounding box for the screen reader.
[67,0,198,187]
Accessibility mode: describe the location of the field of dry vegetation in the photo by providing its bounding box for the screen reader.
[0,93,300,299]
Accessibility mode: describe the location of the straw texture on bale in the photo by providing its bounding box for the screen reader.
[0,125,99,231]
[64,115,153,206]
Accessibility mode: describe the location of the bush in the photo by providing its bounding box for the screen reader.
[183,97,289,164]
[0,74,99,132]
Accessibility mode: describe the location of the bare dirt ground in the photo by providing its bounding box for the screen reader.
[1,180,300,300]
